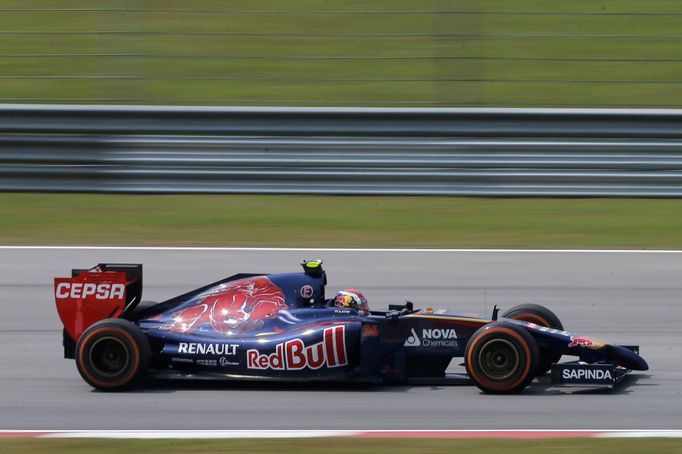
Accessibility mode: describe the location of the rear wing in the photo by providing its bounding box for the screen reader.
[55,264,142,358]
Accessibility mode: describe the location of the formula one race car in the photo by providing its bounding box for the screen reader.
[54,261,648,393]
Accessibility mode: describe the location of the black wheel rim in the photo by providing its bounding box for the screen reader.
[89,336,130,378]
[478,338,520,380]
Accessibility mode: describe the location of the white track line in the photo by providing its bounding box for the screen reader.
[595,431,682,438]
[1,246,681,253]
[42,430,361,439]
[2,430,682,439]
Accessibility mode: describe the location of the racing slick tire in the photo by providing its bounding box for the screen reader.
[501,304,563,376]
[464,321,539,394]
[75,318,150,391]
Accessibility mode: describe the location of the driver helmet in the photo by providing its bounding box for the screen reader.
[334,289,369,315]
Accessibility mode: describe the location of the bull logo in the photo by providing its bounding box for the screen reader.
[161,277,287,335]
[568,336,594,348]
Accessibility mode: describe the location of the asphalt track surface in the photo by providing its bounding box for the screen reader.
[1,248,680,430]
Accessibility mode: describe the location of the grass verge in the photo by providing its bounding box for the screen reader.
[1,437,682,454]
[3,0,682,106]
[1,194,681,249]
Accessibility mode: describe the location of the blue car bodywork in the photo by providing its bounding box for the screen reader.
[57,261,648,391]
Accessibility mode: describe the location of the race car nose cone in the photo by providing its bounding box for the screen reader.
[611,345,649,371]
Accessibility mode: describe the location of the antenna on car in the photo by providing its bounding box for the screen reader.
[483,289,487,318]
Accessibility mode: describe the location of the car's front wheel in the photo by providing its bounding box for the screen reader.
[75,318,150,391]
[464,321,539,394]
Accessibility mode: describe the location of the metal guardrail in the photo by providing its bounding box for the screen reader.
[2,104,682,196]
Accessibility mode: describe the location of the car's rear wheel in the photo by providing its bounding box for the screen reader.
[465,321,539,394]
[75,318,150,391]
[501,303,563,375]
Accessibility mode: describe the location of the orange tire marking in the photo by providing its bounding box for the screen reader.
[510,313,549,327]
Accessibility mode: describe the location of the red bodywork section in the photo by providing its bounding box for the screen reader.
[54,271,128,341]
[161,276,287,335]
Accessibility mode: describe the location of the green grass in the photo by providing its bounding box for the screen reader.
[2,0,682,106]
[1,437,682,454]
[1,194,681,248]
